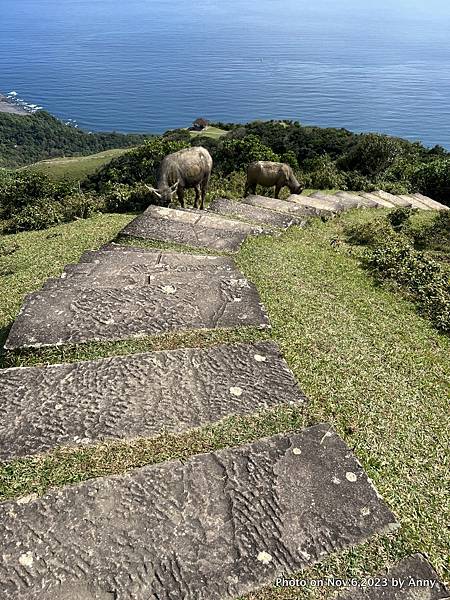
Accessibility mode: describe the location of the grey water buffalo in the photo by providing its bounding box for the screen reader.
[245,161,303,198]
[146,146,213,210]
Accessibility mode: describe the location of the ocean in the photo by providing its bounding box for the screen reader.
[1,0,450,147]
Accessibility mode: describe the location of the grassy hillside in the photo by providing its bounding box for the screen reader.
[0,110,149,167]
[22,147,133,182]
[0,209,448,592]
[189,125,227,140]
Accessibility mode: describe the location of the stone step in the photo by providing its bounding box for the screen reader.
[208,197,304,228]
[242,194,317,217]
[0,424,397,600]
[0,341,304,461]
[4,274,269,350]
[359,192,397,208]
[42,267,248,291]
[121,205,267,252]
[308,191,348,211]
[286,194,341,215]
[78,247,235,266]
[336,554,449,600]
[334,192,379,208]
[397,194,432,210]
[410,193,449,211]
[371,190,413,207]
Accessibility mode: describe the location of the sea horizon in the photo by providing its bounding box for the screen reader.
[1,0,450,148]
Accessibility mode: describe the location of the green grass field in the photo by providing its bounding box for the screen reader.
[21,147,133,182]
[189,125,227,140]
[0,209,448,595]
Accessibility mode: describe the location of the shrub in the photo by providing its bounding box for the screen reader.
[365,236,450,333]
[386,207,416,232]
[411,158,450,205]
[412,210,450,254]
[214,135,279,175]
[304,154,347,190]
[345,218,395,246]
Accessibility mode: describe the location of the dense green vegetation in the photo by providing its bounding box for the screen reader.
[345,208,450,334]
[0,110,149,167]
[1,211,448,590]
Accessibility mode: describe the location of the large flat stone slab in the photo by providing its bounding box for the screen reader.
[398,195,432,210]
[0,424,397,600]
[121,205,266,252]
[4,274,269,349]
[410,193,449,211]
[77,248,235,267]
[308,192,348,212]
[359,192,396,208]
[371,190,413,207]
[208,197,304,228]
[287,194,341,214]
[334,192,378,208]
[242,194,317,217]
[336,554,449,600]
[0,341,305,461]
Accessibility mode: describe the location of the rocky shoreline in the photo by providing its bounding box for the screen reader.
[0,93,30,115]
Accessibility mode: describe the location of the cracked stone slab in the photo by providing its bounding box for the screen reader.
[0,341,305,461]
[76,248,236,267]
[371,190,413,207]
[398,195,432,210]
[337,554,449,600]
[121,205,267,252]
[287,194,340,214]
[334,192,378,208]
[359,192,396,208]
[45,263,241,290]
[242,194,317,217]
[208,197,304,228]
[0,424,398,600]
[409,193,449,211]
[4,274,269,349]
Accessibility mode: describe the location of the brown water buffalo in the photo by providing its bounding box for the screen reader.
[146,146,213,209]
[245,161,303,198]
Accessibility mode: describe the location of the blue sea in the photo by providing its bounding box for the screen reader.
[1,0,450,147]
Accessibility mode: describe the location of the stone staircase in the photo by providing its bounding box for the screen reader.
[1,191,448,599]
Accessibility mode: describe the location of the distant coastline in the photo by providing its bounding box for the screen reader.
[0,92,43,115]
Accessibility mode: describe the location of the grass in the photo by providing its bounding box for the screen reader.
[189,125,227,140]
[20,147,133,182]
[0,209,449,592]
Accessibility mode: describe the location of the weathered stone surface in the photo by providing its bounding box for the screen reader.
[4,274,269,349]
[335,192,378,208]
[337,554,449,600]
[42,273,148,290]
[77,248,235,267]
[209,197,304,228]
[0,424,397,600]
[242,194,317,217]
[411,193,449,211]
[398,195,432,210]
[359,192,396,208]
[121,205,266,252]
[0,341,305,461]
[372,190,413,207]
[287,194,340,214]
[308,191,347,212]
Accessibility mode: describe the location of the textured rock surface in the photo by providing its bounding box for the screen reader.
[372,190,412,207]
[398,195,431,210]
[4,274,269,349]
[242,194,317,217]
[121,205,266,251]
[0,341,304,461]
[410,193,449,211]
[337,554,449,600]
[287,194,341,214]
[0,425,397,600]
[359,192,395,208]
[334,192,378,208]
[209,197,304,228]
[77,248,235,267]
[310,192,356,210]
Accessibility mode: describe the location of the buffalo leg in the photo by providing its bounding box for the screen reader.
[274,184,282,199]
[177,187,185,208]
[200,176,209,210]
[194,185,201,209]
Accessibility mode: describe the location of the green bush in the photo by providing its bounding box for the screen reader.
[345,218,395,246]
[386,207,416,232]
[365,236,450,333]
[412,210,450,254]
[214,135,279,175]
[304,154,347,190]
[412,158,450,204]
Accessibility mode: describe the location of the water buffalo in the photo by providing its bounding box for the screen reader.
[146,146,213,210]
[245,161,303,198]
